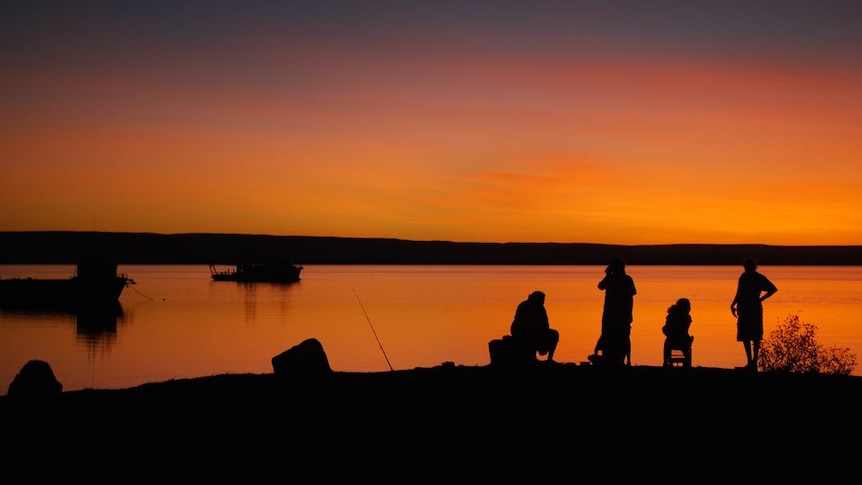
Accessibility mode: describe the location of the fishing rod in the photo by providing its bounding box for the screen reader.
[352,288,394,371]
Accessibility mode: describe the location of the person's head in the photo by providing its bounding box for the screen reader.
[607,257,626,274]
[528,290,545,304]
[743,259,758,272]
[676,297,691,312]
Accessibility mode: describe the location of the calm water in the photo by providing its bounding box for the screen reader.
[1,264,860,394]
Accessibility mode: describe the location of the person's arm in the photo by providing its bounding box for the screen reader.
[730,296,738,317]
[760,287,777,302]
[598,266,613,290]
[760,275,778,302]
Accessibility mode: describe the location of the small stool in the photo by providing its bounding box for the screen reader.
[664,336,694,368]
[669,349,688,367]
[666,347,692,368]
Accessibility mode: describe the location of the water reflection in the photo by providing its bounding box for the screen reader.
[1,301,126,350]
[74,302,126,345]
[211,279,300,325]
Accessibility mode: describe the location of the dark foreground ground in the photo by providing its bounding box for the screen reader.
[3,363,861,481]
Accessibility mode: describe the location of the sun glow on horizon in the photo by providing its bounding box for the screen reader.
[2,2,861,245]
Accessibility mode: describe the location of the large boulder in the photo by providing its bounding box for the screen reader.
[7,359,63,399]
[271,338,332,378]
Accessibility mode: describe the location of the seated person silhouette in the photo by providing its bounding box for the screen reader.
[662,297,694,367]
[510,290,559,363]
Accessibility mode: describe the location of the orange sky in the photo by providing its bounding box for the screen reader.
[2,1,861,245]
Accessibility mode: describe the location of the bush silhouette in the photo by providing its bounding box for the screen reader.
[759,314,857,375]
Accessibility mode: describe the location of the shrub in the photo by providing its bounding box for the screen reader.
[759,314,857,375]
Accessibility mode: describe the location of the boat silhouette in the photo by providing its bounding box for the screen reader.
[209,262,302,283]
[0,262,135,309]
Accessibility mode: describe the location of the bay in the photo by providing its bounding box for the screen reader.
[1,264,860,394]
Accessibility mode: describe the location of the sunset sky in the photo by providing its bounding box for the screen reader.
[2,1,861,245]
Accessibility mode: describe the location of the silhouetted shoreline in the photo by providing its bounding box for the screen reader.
[2,363,859,480]
[2,231,862,265]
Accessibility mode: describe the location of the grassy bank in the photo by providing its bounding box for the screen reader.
[2,363,860,481]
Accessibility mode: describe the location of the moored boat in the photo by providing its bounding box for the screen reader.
[209,262,302,283]
[0,262,135,309]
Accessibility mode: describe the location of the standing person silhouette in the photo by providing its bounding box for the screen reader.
[510,290,559,362]
[595,258,637,366]
[730,259,778,372]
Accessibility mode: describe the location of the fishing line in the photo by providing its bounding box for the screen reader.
[353,288,394,371]
[127,282,156,301]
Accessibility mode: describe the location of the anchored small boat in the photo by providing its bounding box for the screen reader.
[0,262,135,309]
[209,262,302,283]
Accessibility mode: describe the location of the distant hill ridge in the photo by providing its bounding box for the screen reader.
[1,231,861,265]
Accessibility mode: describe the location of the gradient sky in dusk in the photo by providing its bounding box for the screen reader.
[2,1,861,244]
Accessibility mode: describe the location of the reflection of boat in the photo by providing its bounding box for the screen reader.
[0,300,126,356]
[209,262,303,283]
[75,301,124,339]
[0,262,135,309]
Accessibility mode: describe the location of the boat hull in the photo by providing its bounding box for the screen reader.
[0,277,130,309]
[210,263,302,283]
[0,263,133,310]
